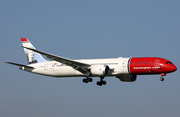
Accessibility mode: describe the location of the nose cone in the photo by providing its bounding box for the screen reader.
[172,65,177,72]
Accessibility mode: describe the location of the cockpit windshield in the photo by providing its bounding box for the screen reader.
[166,61,173,64]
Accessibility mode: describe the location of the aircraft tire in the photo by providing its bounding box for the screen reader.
[160,77,164,81]
[102,81,106,85]
[88,78,93,82]
[83,79,88,83]
[97,81,102,86]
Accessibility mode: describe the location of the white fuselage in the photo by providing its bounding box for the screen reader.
[6,38,177,85]
[23,57,130,77]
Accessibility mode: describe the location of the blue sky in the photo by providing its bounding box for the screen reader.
[1,0,180,117]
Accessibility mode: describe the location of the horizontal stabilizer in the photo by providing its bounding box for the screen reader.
[5,62,34,68]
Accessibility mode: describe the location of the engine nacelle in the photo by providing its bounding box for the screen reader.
[117,75,137,82]
[90,65,110,76]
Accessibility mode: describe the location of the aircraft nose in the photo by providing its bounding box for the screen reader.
[172,65,177,72]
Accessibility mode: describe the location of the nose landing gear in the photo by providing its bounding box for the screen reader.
[160,73,166,81]
[160,77,164,81]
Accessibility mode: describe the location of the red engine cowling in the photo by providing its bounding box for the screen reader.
[90,65,110,76]
[116,75,137,82]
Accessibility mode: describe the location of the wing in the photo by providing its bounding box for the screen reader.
[21,46,91,74]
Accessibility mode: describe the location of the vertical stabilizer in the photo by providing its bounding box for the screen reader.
[21,38,46,64]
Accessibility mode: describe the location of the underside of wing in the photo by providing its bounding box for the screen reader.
[21,46,91,74]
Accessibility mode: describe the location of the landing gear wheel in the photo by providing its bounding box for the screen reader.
[83,78,88,83]
[96,80,106,86]
[83,78,93,83]
[160,77,164,81]
[88,78,93,82]
[102,81,106,85]
[97,81,102,86]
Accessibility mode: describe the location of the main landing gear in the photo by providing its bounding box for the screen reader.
[82,77,93,83]
[96,76,106,86]
[82,76,107,86]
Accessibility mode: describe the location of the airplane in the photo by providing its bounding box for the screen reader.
[5,38,177,86]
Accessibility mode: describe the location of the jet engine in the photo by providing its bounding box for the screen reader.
[116,75,137,82]
[90,65,110,76]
